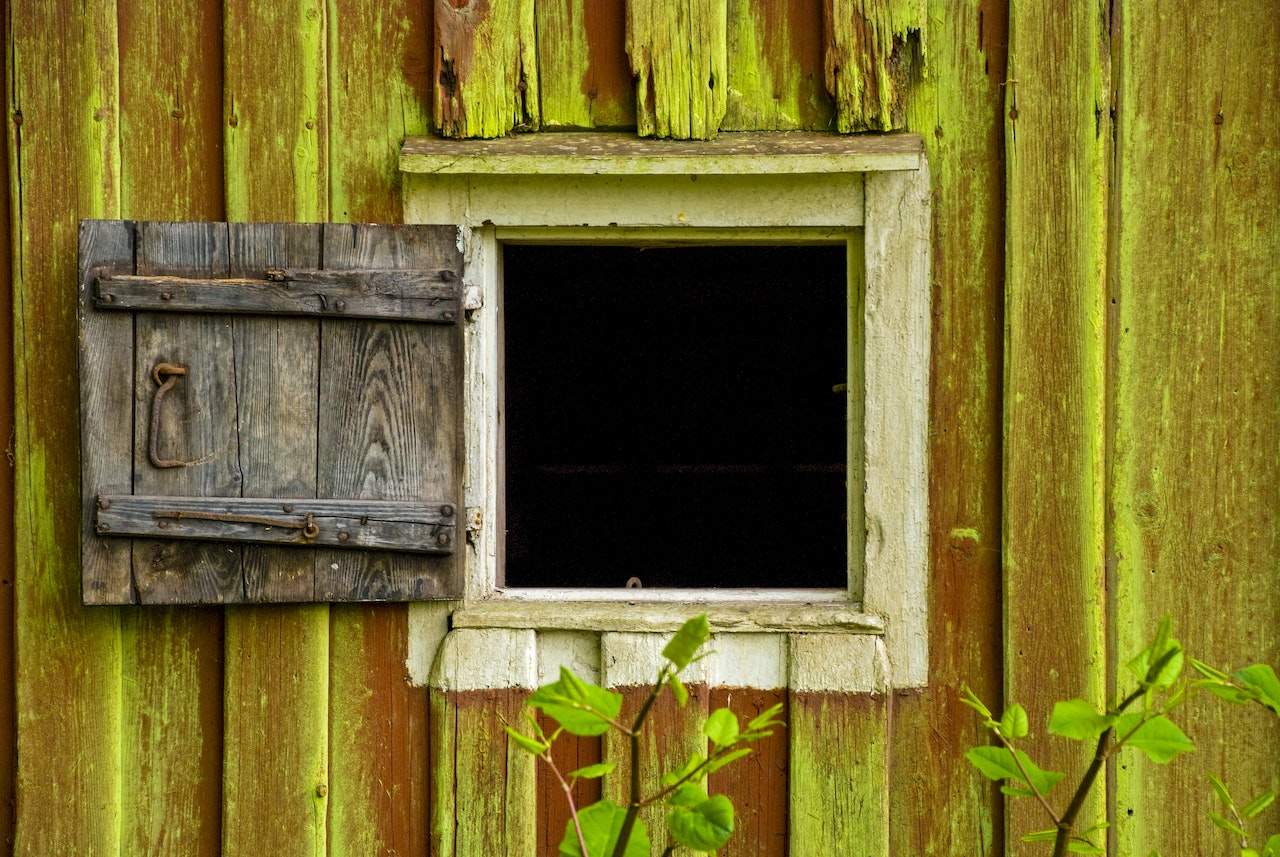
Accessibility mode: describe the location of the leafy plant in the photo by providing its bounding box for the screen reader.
[506,615,784,856]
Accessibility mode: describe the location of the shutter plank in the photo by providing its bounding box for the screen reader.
[132,221,242,604]
[79,220,137,604]
[227,222,322,602]
[316,224,463,600]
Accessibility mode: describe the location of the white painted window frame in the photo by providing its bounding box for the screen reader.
[401,135,930,687]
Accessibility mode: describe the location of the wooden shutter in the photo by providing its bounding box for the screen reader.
[78,220,463,604]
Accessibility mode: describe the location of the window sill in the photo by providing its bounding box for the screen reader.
[450,590,884,634]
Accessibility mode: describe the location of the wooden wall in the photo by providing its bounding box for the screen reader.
[0,0,1275,855]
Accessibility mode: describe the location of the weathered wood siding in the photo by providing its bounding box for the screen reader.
[2,2,1276,856]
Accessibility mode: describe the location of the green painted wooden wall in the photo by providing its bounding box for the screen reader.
[1,0,1275,854]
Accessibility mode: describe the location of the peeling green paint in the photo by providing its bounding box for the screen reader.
[434,0,539,139]
[825,0,927,132]
[627,0,728,139]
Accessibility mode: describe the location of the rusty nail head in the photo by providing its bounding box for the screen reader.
[96,522,110,533]
[282,503,294,513]
[440,269,457,282]
[334,299,346,311]
[97,496,110,510]
[157,520,168,529]
[359,515,369,526]
[160,291,173,301]
[436,531,450,547]
[103,293,115,303]
[337,531,350,543]
[442,311,455,321]
[315,783,328,798]
[440,504,454,517]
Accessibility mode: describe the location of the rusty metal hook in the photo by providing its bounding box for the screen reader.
[148,362,199,469]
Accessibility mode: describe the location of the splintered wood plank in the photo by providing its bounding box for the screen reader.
[822,0,926,132]
[625,0,728,139]
[601,632,712,857]
[221,4,329,855]
[430,629,538,857]
[131,221,243,604]
[117,0,227,851]
[225,222,321,602]
[536,0,635,129]
[79,221,136,604]
[327,0,431,222]
[722,0,833,131]
[315,224,463,601]
[1004,0,1109,846]
[433,0,538,138]
[890,2,1006,854]
[707,689,788,857]
[9,0,124,851]
[787,635,888,857]
[1110,1,1280,851]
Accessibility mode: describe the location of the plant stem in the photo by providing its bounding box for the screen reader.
[611,668,670,857]
[995,731,1061,828]
[542,754,589,857]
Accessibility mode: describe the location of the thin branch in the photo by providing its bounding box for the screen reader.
[541,753,590,857]
[993,730,1061,828]
[638,744,739,808]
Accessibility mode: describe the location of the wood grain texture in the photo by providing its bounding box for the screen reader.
[1109,1,1280,851]
[537,712,604,856]
[8,0,124,850]
[822,0,926,131]
[722,0,833,131]
[78,222,137,604]
[536,0,635,129]
[1004,0,1109,848]
[625,0,728,139]
[315,224,463,601]
[707,689,788,857]
[132,221,243,605]
[220,4,329,854]
[0,16,14,849]
[117,1,227,848]
[890,0,1006,853]
[434,0,539,138]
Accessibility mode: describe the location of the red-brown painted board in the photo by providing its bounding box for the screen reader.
[722,0,833,131]
[117,0,227,851]
[538,717,603,857]
[707,689,788,857]
[892,1,1008,855]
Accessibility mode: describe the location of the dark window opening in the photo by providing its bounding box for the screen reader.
[502,244,848,589]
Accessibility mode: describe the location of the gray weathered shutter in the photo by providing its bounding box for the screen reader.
[78,220,463,604]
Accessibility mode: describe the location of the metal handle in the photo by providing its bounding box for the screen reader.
[148,362,199,469]
[153,509,320,540]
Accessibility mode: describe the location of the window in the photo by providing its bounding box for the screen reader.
[502,244,849,589]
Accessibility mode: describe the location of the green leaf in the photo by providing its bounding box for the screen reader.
[1209,774,1234,807]
[505,725,549,755]
[1067,839,1105,855]
[666,791,735,852]
[1001,784,1035,798]
[704,747,752,775]
[1022,829,1058,843]
[568,762,616,780]
[959,685,994,721]
[661,753,703,788]
[1197,681,1256,705]
[1000,703,1030,739]
[747,702,785,732]
[1242,789,1276,819]
[668,673,689,707]
[1127,617,1184,689]
[1235,664,1280,715]
[1210,812,1246,838]
[662,615,711,670]
[528,667,624,737]
[965,746,1063,795]
[704,708,740,748]
[559,800,649,857]
[1263,834,1280,857]
[1049,699,1114,741]
[1116,714,1195,764]
[1190,658,1231,682]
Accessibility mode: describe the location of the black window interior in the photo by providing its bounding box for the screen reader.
[502,244,848,589]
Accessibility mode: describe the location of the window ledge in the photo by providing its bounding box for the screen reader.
[451,593,884,634]
[401,131,923,176]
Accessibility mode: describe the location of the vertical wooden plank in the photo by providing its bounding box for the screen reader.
[221,1,329,854]
[787,635,889,857]
[225,222,321,603]
[625,0,729,139]
[537,0,636,129]
[1004,0,1109,847]
[78,221,136,604]
[601,632,711,857]
[708,688,789,856]
[891,0,1007,853]
[325,6,436,854]
[7,0,124,850]
[721,0,833,131]
[1110,0,1280,851]
[315,223,462,602]
[0,4,15,846]
[433,0,538,139]
[822,0,926,132]
[429,629,538,857]
[131,221,242,604]
[117,0,227,848]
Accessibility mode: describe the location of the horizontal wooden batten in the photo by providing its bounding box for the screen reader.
[401,131,924,175]
[94,268,460,322]
[451,598,884,634]
[95,495,456,553]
